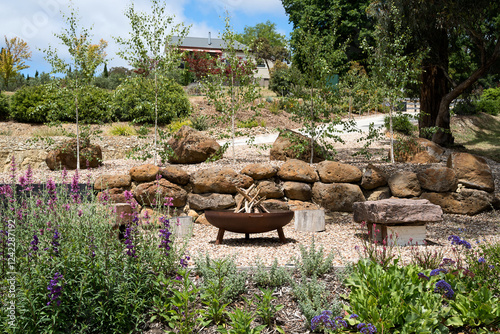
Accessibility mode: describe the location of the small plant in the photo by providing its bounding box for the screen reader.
[409,242,446,269]
[237,119,262,129]
[252,258,291,288]
[254,287,284,329]
[190,114,210,131]
[107,123,137,136]
[292,275,343,329]
[218,306,265,334]
[384,112,416,135]
[392,135,424,162]
[195,255,247,304]
[168,118,192,134]
[32,126,67,137]
[295,238,335,277]
[355,222,398,269]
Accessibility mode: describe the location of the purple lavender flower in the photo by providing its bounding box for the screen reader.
[52,229,60,255]
[158,216,172,256]
[124,225,137,258]
[29,234,39,256]
[434,279,454,299]
[418,272,430,280]
[71,170,80,203]
[448,235,472,249]
[430,268,448,276]
[357,322,377,334]
[180,255,190,268]
[9,156,16,182]
[350,314,359,319]
[310,311,347,331]
[440,258,456,266]
[478,257,486,263]
[47,272,64,306]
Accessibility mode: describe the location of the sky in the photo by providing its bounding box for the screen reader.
[0,0,293,77]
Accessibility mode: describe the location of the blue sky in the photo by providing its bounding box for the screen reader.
[0,0,293,77]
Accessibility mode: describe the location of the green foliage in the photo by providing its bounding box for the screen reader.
[295,239,335,277]
[108,124,137,136]
[344,260,449,333]
[269,65,303,97]
[235,20,287,48]
[393,135,424,162]
[168,118,192,133]
[476,87,500,115]
[10,84,113,124]
[189,114,210,131]
[292,275,342,329]
[217,306,266,334]
[237,119,264,128]
[384,112,416,135]
[252,258,291,288]
[195,255,248,305]
[453,100,478,115]
[112,75,190,124]
[0,168,188,333]
[0,93,9,120]
[253,287,284,328]
[9,85,51,123]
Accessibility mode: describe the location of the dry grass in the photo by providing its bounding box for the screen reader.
[451,113,500,162]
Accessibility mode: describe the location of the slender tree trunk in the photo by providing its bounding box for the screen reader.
[310,87,314,164]
[154,71,158,165]
[389,102,394,163]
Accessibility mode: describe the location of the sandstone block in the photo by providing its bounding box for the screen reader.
[190,167,253,194]
[317,161,362,183]
[388,171,422,197]
[130,164,160,182]
[277,159,318,183]
[417,167,457,192]
[134,179,187,207]
[241,163,277,180]
[312,182,365,212]
[94,174,132,191]
[187,193,235,211]
[283,181,312,201]
[361,164,387,190]
[159,165,190,185]
[447,152,495,192]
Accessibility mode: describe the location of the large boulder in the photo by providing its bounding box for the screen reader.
[388,171,422,197]
[130,164,160,182]
[283,181,312,201]
[288,200,321,211]
[316,161,362,183]
[270,129,327,163]
[353,198,443,224]
[361,164,387,190]
[277,159,319,183]
[417,167,458,192]
[256,180,284,199]
[190,167,253,194]
[159,165,190,185]
[46,139,102,170]
[94,174,132,191]
[241,163,277,180]
[262,199,289,211]
[312,182,365,212]
[393,138,445,163]
[447,152,495,192]
[363,186,392,201]
[167,126,221,164]
[134,179,187,207]
[187,193,235,211]
[421,189,496,215]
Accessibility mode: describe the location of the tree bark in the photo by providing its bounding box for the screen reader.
[432,38,500,146]
[419,65,448,139]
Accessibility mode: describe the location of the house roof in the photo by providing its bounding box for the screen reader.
[170,36,248,52]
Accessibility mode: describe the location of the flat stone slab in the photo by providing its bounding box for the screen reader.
[353,198,443,224]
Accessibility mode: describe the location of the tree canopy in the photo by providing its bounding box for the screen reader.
[0,36,32,89]
[235,20,287,48]
[281,0,374,74]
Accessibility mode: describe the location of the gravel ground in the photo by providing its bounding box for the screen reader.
[1,127,499,268]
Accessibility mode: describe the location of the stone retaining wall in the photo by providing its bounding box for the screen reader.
[94,153,499,221]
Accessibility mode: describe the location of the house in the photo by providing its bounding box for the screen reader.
[171,34,272,87]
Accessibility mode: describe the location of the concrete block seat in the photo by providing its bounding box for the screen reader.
[353,198,443,246]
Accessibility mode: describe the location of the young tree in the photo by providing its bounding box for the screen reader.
[235,21,287,48]
[367,3,421,163]
[43,2,107,170]
[114,0,189,165]
[203,14,261,164]
[0,36,32,90]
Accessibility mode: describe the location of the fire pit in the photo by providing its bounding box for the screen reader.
[205,210,294,244]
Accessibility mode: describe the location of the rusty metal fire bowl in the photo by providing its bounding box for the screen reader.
[205,210,294,244]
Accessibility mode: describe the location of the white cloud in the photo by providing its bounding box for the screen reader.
[196,0,285,15]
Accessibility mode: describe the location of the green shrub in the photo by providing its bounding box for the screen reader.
[269,66,303,97]
[384,112,416,135]
[112,75,191,124]
[252,258,291,288]
[453,100,478,115]
[168,118,192,133]
[476,87,500,115]
[0,93,9,121]
[9,85,53,123]
[10,85,113,124]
